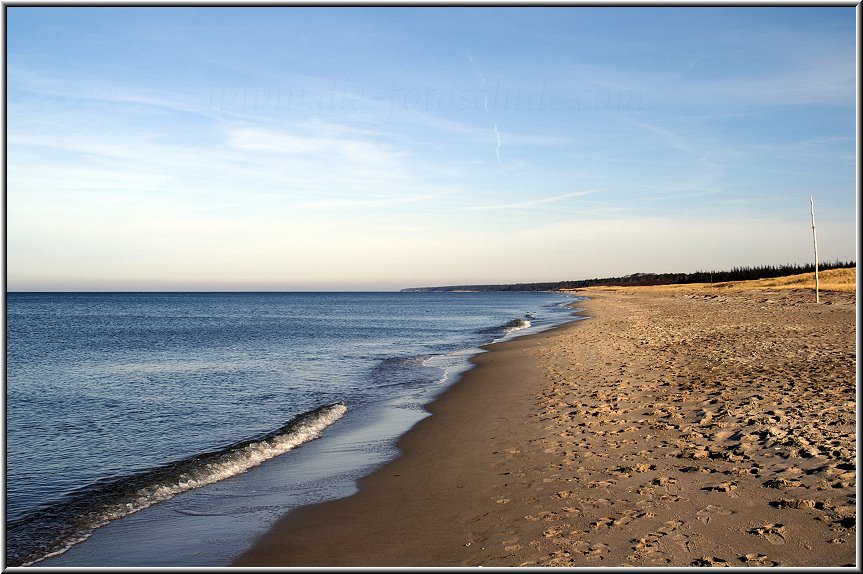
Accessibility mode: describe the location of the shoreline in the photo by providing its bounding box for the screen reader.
[232,306,590,566]
[12,291,577,568]
[233,288,856,567]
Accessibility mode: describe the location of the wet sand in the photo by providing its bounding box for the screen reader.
[233,287,856,567]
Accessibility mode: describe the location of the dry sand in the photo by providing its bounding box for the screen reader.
[234,285,856,567]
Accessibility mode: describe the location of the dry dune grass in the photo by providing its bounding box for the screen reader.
[575,267,856,295]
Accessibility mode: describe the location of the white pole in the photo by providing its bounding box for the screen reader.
[810,196,820,304]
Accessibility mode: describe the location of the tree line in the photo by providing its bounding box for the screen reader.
[401,260,856,292]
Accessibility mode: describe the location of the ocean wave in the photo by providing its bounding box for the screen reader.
[503,318,532,334]
[6,402,347,567]
[369,354,450,390]
[375,356,429,369]
[480,317,532,336]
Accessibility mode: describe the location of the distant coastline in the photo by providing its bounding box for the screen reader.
[401,261,855,292]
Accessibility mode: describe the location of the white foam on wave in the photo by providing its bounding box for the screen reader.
[23,403,347,566]
[122,403,349,514]
[504,318,531,334]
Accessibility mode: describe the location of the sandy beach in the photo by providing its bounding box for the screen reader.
[233,283,856,567]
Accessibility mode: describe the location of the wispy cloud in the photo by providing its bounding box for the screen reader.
[298,193,442,209]
[623,118,689,152]
[8,65,238,124]
[687,59,853,107]
[636,189,720,202]
[469,189,597,211]
[225,125,402,166]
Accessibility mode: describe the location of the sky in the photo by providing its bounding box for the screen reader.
[4,7,858,291]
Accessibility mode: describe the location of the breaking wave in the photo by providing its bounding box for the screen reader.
[479,317,532,337]
[7,402,347,567]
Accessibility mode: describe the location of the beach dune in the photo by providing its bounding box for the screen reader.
[234,284,856,567]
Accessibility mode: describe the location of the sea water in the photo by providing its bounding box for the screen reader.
[5,291,581,566]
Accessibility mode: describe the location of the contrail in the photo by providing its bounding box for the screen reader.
[467,54,489,113]
[470,54,504,175]
[493,123,503,170]
[467,54,487,86]
[468,189,597,211]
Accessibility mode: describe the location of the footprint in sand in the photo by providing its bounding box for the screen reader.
[542,550,572,566]
[651,476,677,486]
[693,556,731,566]
[572,540,610,559]
[834,516,855,529]
[749,523,787,545]
[459,512,490,524]
[771,498,816,509]
[525,510,560,522]
[763,477,802,489]
[696,504,734,525]
[740,553,779,566]
[591,517,615,529]
[680,465,714,474]
[702,481,738,493]
[587,479,617,489]
[612,511,642,527]
[631,519,684,558]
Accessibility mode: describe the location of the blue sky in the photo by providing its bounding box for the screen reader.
[5,7,857,290]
